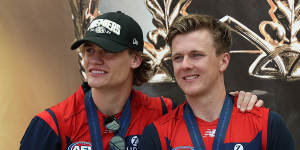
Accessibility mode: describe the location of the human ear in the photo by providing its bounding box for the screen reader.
[131,54,142,69]
[219,52,230,72]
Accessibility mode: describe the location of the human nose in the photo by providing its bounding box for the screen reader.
[182,56,192,69]
[89,52,105,64]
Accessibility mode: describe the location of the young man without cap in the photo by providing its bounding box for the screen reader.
[140,14,294,150]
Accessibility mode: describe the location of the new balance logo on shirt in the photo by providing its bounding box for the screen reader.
[203,129,216,137]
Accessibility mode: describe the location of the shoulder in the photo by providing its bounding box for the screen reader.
[20,83,90,150]
[267,111,291,134]
[267,111,295,150]
[245,106,269,120]
[230,103,270,132]
[40,84,87,120]
[140,103,185,150]
[232,94,270,120]
[131,89,176,111]
[20,116,62,150]
[232,95,269,118]
[268,111,285,124]
[36,83,89,133]
[153,103,184,128]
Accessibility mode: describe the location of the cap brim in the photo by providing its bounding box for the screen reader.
[71,36,128,53]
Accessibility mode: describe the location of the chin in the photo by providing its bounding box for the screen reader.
[184,91,200,98]
[87,82,98,88]
[87,80,105,88]
[181,86,204,98]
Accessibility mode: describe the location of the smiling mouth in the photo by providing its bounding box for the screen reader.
[91,70,106,74]
[89,69,107,76]
[183,75,200,80]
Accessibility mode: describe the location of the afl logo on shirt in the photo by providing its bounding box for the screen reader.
[68,141,92,150]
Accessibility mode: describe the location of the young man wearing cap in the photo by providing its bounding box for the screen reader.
[140,14,295,150]
[20,12,263,150]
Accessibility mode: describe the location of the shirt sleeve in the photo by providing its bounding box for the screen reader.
[161,97,177,115]
[20,116,62,150]
[139,123,163,150]
[267,111,295,150]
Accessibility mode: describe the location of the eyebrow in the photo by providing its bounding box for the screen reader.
[191,50,202,53]
[171,52,181,57]
[83,43,92,47]
[172,49,202,55]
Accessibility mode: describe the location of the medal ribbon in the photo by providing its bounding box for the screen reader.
[84,90,132,150]
[183,94,233,150]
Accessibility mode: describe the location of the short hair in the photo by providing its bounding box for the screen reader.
[167,14,232,55]
[80,45,153,86]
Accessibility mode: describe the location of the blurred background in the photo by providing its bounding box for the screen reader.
[0,0,81,149]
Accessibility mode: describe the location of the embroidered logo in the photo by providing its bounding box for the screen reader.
[68,141,92,150]
[234,144,244,150]
[87,19,121,35]
[95,26,108,34]
[203,129,216,137]
[133,38,138,45]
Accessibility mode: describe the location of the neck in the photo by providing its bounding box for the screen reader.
[91,84,132,116]
[186,81,226,122]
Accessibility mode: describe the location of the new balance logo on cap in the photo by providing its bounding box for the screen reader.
[87,19,121,35]
[133,38,138,45]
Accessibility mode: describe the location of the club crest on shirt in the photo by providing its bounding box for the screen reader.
[68,141,92,150]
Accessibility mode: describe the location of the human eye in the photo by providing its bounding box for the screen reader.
[172,55,183,62]
[192,53,203,58]
[85,47,95,54]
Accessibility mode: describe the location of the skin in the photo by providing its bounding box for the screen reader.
[171,28,260,121]
[82,42,141,116]
[172,29,229,100]
[232,91,264,112]
[82,41,262,117]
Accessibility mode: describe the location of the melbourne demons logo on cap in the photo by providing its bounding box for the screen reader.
[68,141,92,150]
[87,19,121,35]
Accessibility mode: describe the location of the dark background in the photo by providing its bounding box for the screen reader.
[135,0,299,147]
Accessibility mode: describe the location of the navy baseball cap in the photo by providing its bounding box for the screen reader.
[71,11,144,52]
